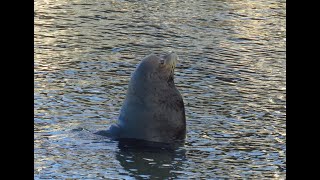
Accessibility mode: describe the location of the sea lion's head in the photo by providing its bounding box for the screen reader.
[134,52,178,83]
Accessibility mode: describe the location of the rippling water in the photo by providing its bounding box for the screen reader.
[34,0,286,179]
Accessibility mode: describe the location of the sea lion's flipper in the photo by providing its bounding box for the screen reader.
[94,124,121,137]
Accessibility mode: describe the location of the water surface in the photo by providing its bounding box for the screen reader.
[34,0,286,179]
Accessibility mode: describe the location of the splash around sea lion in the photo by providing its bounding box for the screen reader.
[96,52,186,144]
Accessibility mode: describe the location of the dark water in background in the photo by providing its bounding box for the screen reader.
[34,0,286,179]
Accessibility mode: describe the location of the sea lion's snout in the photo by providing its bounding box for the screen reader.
[163,52,178,68]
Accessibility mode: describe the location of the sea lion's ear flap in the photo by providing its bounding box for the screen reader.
[159,58,165,65]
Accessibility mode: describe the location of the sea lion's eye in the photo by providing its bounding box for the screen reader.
[160,59,165,65]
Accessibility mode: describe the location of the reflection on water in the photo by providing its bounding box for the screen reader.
[34,0,286,179]
[115,139,187,179]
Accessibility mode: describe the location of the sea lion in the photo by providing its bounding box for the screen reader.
[98,52,186,143]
